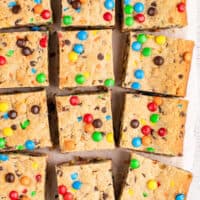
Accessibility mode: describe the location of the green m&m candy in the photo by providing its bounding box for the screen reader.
[63,16,73,25]
[92,131,103,142]
[150,114,160,123]
[142,47,152,57]
[75,74,85,85]
[125,16,134,26]
[0,138,6,149]
[146,147,155,153]
[36,73,46,83]
[20,119,30,130]
[137,34,147,44]
[125,5,133,14]
[104,78,115,87]
[130,159,140,169]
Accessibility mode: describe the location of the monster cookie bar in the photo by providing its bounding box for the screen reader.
[0,31,49,88]
[0,0,52,29]
[122,33,194,97]
[61,0,115,27]
[56,92,114,153]
[56,159,115,200]
[120,94,188,156]
[0,153,47,200]
[122,0,187,31]
[120,153,192,200]
[0,90,51,151]
[58,30,114,88]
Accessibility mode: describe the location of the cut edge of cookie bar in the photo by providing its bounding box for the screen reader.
[56,158,115,200]
[55,91,115,153]
[121,0,188,32]
[119,93,188,156]
[122,32,194,97]
[0,89,52,152]
[0,151,47,200]
[119,152,193,200]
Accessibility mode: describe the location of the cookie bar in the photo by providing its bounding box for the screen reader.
[0,31,49,88]
[61,0,115,27]
[120,153,192,200]
[56,159,115,200]
[120,94,188,156]
[58,30,114,88]
[0,152,47,200]
[0,90,52,151]
[56,92,114,153]
[122,0,187,31]
[0,0,52,29]
[122,33,194,97]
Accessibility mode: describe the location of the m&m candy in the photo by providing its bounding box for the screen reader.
[75,74,85,84]
[0,154,9,161]
[147,180,158,190]
[104,78,115,87]
[103,12,112,21]
[41,9,51,19]
[68,51,78,62]
[0,102,9,112]
[58,185,67,195]
[25,140,35,150]
[147,102,157,112]
[0,138,6,148]
[177,3,185,12]
[63,16,73,25]
[9,191,18,200]
[176,194,185,200]
[124,5,133,14]
[134,2,144,13]
[77,31,88,40]
[134,69,144,79]
[132,41,142,51]
[131,82,141,90]
[73,44,84,54]
[36,73,46,83]
[135,14,145,23]
[132,137,142,148]
[0,56,6,65]
[72,181,82,190]
[125,16,134,26]
[83,113,93,124]
[137,33,147,44]
[141,125,151,136]
[142,47,152,57]
[155,35,166,45]
[92,131,103,142]
[104,0,115,10]
[158,128,167,137]
[69,96,80,106]
[150,114,160,123]
[130,159,140,169]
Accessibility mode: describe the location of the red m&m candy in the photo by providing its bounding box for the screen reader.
[9,191,18,200]
[135,14,145,23]
[41,9,51,19]
[103,12,112,21]
[141,125,152,136]
[39,36,47,48]
[177,3,185,12]
[158,128,167,137]
[0,56,6,66]
[64,192,73,200]
[83,113,93,124]
[147,102,157,112]
[35,174,42,182]
[58,185,67,195]
[69,96,80,106]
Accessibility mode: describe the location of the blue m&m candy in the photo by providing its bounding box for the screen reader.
[72,181,82,190]
[176,194,185,200]
[132,137,142,147]
[134,69,144,79]
[0,154,9,161]
[132,41,142,51]
[77,31,88,41]
[134,2,144,13]
[131,82,141,90]
[73,44,84,54]
[124,0,131,5]
[25,140,35,150]
[104,0,115,10]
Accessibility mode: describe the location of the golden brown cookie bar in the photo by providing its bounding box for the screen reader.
[120,94,188,156]
[56,159,115,200]
[0,90,52,151]
[120,153,192,200]
[122,33,194,97]
[0,0,52,29]
[0,31,49,88]
[58,30,114,88]
[122,0,187,31]
[61,0,115,27]
[56,92,115,153]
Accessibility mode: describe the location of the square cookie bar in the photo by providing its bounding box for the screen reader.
[58,30,114,88]
[120,153,192,200]
[122,0,187,31]
[0,90,51,151]
[61,0,115,27]
[0,0,52,29]
[0,31,49,88]
[120,94,188,156]
[0,153,47,200]
[56,92,114,153]
[122,33,194,97]
[56,159,115,200]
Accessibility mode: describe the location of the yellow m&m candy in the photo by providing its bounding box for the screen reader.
[0,102,9,112]
[147,180,158,190]
[3,127,13,137]
[68,51,78,62]
[106,133,114,143]
[155,35,166,45]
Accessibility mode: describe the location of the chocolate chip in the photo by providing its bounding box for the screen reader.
[31,105,40,114]
[30,61,37,66]
[65,40,71,45]
[151,2,157,7]
[22,47,32,56]
[8,110,17,119]
[101,107,107,113]
[97,53,104,60]
[153,56,164,66]
[130,119,139,128]
[178,74,183,79]
[5,173,15,183]
[12,5,21,14]
[16,39,26,48]
[92,119,103,128]
[71,0,81,9]
[103,192,109,200]
[11,124,17,130]
[147,7,156,16]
